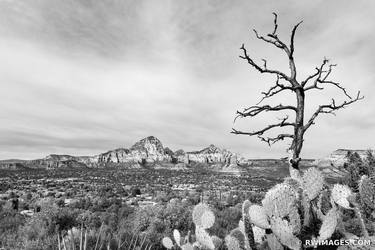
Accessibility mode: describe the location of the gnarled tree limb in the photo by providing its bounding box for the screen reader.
[304,91,364,131]
[234,104,297,122]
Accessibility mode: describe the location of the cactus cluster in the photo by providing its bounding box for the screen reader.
[162,167,375,250]
[359,175,375,213]
[162,203,222,250]
[222,167,358,250]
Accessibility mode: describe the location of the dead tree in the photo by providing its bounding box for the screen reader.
[232,13,363,179]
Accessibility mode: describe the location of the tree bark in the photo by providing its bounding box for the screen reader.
[290,87,305,179]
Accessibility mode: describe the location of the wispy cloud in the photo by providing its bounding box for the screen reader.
[0,0,374,159]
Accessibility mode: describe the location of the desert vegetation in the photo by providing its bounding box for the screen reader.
[162,151,375,249]
[0,152,374,249]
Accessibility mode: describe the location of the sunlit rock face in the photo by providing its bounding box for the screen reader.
[183,144,239,165]
[0,136,243,169]
[97,136,171,163]
[95,140,240,165]
[314,149,375,180]
[314,149,374,167]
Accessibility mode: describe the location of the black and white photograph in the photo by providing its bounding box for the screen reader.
[0,1,374,249]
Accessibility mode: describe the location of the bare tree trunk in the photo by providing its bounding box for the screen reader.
[290,88,305,179]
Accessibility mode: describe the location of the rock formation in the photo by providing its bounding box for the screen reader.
[314,149,375,167]
[0,136,241,169]
[183,144,238,165]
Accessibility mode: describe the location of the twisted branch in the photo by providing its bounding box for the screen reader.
[257,75,295,104]
[234,104,297,122]
[303,59,352,99]
[304,91,364,131]
[232,116,295,146]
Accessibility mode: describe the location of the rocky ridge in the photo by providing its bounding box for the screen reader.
[314,149,374,180]
[314,149,375,167]
[0,136,242,170]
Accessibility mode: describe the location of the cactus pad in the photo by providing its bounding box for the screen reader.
[288,206,301,234]
[252,225,266,244]
[211,235,223,249]
[195,226,215,250]
[248,204,270,229]
[302,168,325,200]
[266,233,283,250]
[192,203,215,229]
[227,228,246,250]
[331,184,352,209]
[225,235,242,250]
[162,237,174,249]
[181,243,194,250]
[242,199,252,215]
[318,207,338,241]
[173,229,181,246]
[262,183,298,218]
[270,217,301,250]
[359,175,375,210]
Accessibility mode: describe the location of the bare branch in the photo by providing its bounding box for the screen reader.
[257,75,295,104]
[232,115,295,146]
[271,12,278,35]
[253,29,284,49]
[245,13,304,86]
[304,91,364,131]
[258,134,294,146]
[239,44,290,80]
[232,116,294,135]
[303,59,352,98]
[302,58,328,87]
[290,21,303,58]
[234,104,297,122]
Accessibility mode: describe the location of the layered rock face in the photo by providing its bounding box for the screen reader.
[180,144,238,165]
[97,136,171,163]
[29,155,89,169]
[0,136,241,169]
[315,149,375,167]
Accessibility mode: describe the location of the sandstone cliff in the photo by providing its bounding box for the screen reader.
[314,149,374,167]
[0,136,241,169]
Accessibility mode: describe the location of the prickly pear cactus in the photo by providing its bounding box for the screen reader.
[248,204,270,229]
[225,234,242,250]
[164,168,361,250]
[270,217,301,250]
[318,207,338,241]
[163,203,221,250]
[288,206,301,234]
[174,229,181,247]
[192,203,215,229]
[225,228,246,250]
[262,183,298,218]
[162,236,174,249]
[241,200,255,249]
[302,167,325,201]
[195,226,215,250]
[331,184,352,209]
[181,243,194,250]
[211,235,223,249]
[359,175,375,210]
[266,233,283,250]
[252,226,265,244]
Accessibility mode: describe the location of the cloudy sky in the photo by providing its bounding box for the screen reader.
[0,0,374,160]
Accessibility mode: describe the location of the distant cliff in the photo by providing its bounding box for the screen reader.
[314,149,374,180]
[0,136,242,169]
[314,149,374,167]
